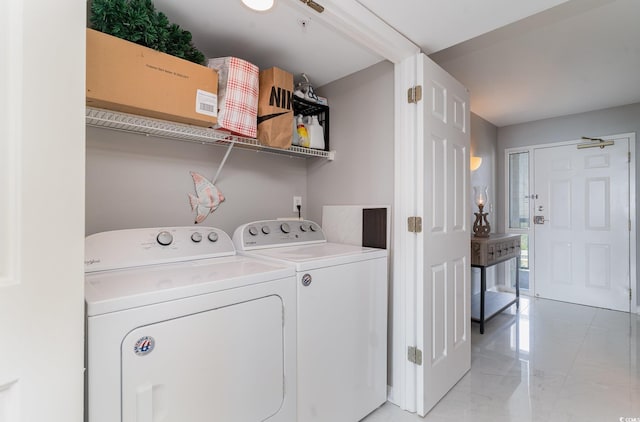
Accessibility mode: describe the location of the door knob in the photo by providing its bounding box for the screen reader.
[534,215,547,224]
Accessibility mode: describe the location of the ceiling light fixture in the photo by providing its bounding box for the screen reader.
[241,0,275,12]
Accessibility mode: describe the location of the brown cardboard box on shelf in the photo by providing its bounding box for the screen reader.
[86,28,218,127]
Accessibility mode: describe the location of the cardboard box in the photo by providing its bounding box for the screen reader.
[86,28,218,127]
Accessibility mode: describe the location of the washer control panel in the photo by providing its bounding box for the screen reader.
[85,226,235,272]
[233,220,326,250]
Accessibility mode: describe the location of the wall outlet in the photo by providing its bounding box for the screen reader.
[293,196,302,212]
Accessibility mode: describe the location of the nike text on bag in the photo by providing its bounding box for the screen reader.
[257,67,294,149]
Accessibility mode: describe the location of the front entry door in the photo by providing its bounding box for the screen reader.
[533,136,631,311]
[416,53,471,416]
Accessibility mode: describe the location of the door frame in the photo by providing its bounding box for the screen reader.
[0,0,86,420]
[503,133,637,312]
[389,53,419,412]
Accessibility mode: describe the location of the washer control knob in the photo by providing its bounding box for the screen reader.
[300,224,308,232]
[208,232,219,242]
[280,223,291,234]
[248,226,259,236]
[261,226,271,235]
[309,223,318,232]
[191,232,203,243]
[156,231,173,246]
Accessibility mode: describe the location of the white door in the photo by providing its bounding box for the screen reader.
[533,137,631,311]
[416,54,471,416]
[0,1,85,421]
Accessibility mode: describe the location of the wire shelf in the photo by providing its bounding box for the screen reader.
[85,107,335,160]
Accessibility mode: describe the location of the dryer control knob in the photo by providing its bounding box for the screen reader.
[309,223,318,232]
[262,226,271,235]
[248,226,259,236]
[191,232,203,243]
[280,223,291,234]
[156,231,173,246]
[208,232,219,242]
[300,224,308,232]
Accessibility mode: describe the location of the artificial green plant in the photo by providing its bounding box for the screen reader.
[90,0,206,65]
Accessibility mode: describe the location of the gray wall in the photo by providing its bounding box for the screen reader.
[86,61,396,237]
[307,60,395,222]
[496,102,640,305]
[86,127,307,236]
[471,112,498,226]
[470,113,499,291]
[306,59,395,386]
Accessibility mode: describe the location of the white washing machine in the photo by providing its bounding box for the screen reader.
[84,226,296,422]
[233,220,388,422]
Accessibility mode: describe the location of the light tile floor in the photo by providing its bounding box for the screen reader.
[363,297,640,422]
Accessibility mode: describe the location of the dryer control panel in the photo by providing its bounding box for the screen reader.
[85,227,235,272]
[233,220,326,250]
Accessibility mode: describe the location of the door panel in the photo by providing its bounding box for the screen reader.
[534,138,630,311]
[430,264,446,366]
[417,54,470,416]
[430,136,446,232]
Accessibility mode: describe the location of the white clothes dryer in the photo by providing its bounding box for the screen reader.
[84,226,296,422]
[233,220,388,422]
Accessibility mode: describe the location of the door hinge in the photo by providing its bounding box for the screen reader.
[629,152,631,163]
[630,288,633,301]
[407,216,423,233]
[407,346,423,366]
[630,220,632,231]
[407,85,422,104]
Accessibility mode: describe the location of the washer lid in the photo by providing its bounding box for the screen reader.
[85,255,295,316]
[244,242,387,271]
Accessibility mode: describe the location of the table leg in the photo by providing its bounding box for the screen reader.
[480,266,486,334]
[515,256,520,309]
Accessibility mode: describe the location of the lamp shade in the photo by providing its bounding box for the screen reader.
[473,185,488,207]
[470,156,482,171]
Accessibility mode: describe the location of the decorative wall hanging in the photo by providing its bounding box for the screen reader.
[189,171,225,224]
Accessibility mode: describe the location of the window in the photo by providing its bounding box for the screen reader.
[506,150,531,291]
[508,151,530,229]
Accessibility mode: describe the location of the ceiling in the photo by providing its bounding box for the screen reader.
[150,0,640,127]
[428,0,640,126]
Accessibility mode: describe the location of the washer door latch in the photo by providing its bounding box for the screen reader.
[301,273,312,286]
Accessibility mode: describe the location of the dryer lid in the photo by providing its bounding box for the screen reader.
[85,255,295,316]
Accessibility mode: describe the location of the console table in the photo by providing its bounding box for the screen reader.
[470,233,521,334]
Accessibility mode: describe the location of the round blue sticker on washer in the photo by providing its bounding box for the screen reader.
[133,336,155,356]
